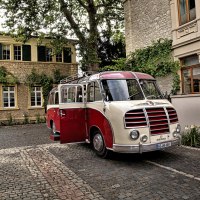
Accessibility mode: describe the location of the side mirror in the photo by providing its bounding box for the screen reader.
[101,91,107,101]
[163,92,171,102]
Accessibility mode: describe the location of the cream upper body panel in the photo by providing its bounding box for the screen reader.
[101,99,177,145]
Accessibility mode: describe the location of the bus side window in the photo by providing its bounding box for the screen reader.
[94,82,102,101]
[87,83,94,102]
[55,92,59,104]
[87,82,102,102]
[48,92,54,105]
[61,88,68,103]
[68,87,76,103]
[76,86,83,102]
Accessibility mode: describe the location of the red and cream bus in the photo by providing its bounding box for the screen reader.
[46,71,181,158]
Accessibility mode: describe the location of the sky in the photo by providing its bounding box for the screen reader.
[0,9,7,32]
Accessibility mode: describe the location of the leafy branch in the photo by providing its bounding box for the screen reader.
[0,66,19,84]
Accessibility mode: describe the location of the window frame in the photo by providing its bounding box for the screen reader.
[56,51,63,62]
[2,44,11,60]
[87,81,102,102]
[14,45,22,61]
[45,47,53,62]
[30,86,43,107]
[2,86,16,108]
[181,64,200,94]
[177,0,196,26]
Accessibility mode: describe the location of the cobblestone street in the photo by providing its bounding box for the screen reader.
[0,124,200,200]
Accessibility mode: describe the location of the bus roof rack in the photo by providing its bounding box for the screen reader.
[59,71,98,84]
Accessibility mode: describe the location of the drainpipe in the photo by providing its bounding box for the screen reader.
[197,53,200,64]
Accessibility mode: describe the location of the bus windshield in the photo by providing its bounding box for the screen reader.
[101,79,144,101]
[101,79,162,101]
[140,80,163,99]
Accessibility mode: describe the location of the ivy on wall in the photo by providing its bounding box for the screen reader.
[53,69,66,84]
[127,39,180,77]
[25,68,68,109]
[26,68,53,109]
[101,38,181,94]
[0,66,19,84]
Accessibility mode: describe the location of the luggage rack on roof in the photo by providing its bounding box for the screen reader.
[59,71,97,84]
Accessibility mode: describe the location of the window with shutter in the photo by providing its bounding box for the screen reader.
[0,44,2,60]
[63,48,72,63]
[22,45,31,61]
[37,46,46,62]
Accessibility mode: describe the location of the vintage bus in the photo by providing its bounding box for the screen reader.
[46,71,181,158]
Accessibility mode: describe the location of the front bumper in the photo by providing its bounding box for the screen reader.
[112,138,181,153]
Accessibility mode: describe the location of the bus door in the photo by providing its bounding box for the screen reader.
[58,84,86,144]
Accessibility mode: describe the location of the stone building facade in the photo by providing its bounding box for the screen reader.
[0,35,78,124]
[124,0,174,94]
[124,0,200,128]
[124,0,172,55]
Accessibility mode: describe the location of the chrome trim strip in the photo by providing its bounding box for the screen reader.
[113,138,181,153]
[164,106,171,132]
[143,107,150,133]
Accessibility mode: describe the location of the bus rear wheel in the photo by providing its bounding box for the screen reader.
[92,130,108,158]
[51,121,59,136]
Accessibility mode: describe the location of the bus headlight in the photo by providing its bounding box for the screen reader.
[130,130,139,140]
[176,124,181,133]
[173,131,177,137]
[140,135,148,143]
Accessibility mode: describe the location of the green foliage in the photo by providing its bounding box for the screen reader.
[6,113,13,126]
[171,73,180,95]
[23,112,29,124]
[98,31,126,68]
[35,113,42,124]
[182,126,200,148]
[53,69,66,84]
[26,68,53,108]
[35,113,46,124]
[127,39,180,77]
[0,66,19,84]
[102,39,181,94]
[100,58,129,71]
[1,0,124,71]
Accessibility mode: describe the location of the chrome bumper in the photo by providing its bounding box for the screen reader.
[112,138,181,153]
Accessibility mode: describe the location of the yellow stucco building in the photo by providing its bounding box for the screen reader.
[0,35,78,124]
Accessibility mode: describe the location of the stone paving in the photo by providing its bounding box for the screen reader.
[0,144,104,200]
[0,124,200,200]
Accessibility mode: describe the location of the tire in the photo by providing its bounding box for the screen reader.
[92,130,109,158]
[51,121,59,135]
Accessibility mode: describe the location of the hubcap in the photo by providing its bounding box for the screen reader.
[52,123,56,134]
[93,134,104,152]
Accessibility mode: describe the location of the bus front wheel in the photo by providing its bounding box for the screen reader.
[92,130,108,158]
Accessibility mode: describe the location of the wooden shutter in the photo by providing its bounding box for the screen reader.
[22,45,31,61]
[37,46,46,62]
[0,43,2,60]
[63,48,72,63]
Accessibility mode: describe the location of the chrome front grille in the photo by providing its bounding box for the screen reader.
[146,107,169,135]
[124,107,178,135]
[125,109,147,128]
[166,107,178,124]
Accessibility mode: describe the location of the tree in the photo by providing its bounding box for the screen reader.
[98,31,126,68]
[1,0,124,71]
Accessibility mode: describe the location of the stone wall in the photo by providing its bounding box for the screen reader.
[0,61,78,83]
[0,84,45,124]
[156,74,174,95]
[124,0,172,55]
[0,61,78,124]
